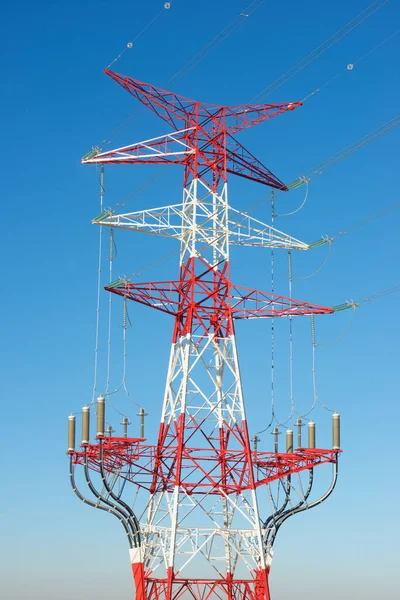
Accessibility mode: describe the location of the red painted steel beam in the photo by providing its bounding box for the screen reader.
[105,69,301,135]
[105,280,334,320]
[143,577,271,600]
[71,442,340,495]
[100,69,301,189]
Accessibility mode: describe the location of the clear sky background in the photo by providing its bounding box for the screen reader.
[1,1,400,599]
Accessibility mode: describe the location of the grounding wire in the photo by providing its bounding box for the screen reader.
[253,0,391,101]
[167,0,266,85]
[100,0,265,149]
[288,251,295,421]
[106,2,173,70]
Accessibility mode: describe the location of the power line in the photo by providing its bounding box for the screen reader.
[106,2,172,70]
[357,284,400,304]
[167,0,266,85]
[303,27,400,101]
[288,115,400,189]
[253,0,391,101]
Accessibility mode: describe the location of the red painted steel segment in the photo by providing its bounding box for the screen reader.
[72,441,339,495]
[77,69,338,600]
[105,268,334,338]
[84,69,303,190]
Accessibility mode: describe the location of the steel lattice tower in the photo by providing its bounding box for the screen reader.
[68,70,340,600]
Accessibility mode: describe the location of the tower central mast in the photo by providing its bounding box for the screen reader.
[70,69,340,600]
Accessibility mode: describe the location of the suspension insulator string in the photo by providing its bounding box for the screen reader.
[256,191,296,437]
[104,273,144,414]
[91,166,105,404]
[270,191,276,429]
[121,297,143,408]
[105,228,114,397]
[309,315,319,416]
[288,251,295,418]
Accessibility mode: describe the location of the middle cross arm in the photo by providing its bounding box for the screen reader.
[92,203,309,250]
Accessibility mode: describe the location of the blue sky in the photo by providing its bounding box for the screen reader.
[1,1,399,599]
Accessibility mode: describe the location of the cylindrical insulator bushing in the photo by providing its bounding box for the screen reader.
[122,416,128,438]
[97,396,105,437]
[332,412,340,449]
[273,427,279,453]
[68,415,76,451]
[296,417,303,448]
[136,408,148,438]
[308,421,316,449]
[286,429,293,453]
[82,405,90,444]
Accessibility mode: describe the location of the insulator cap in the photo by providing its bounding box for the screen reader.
[286,429,293,453]
[82,405,90,444]
[68,415,76,451]
[97,395,105,437]
[332,412,340,449]
[308,420,316,449]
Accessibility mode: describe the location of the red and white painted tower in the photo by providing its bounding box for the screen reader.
[69,70,340,600]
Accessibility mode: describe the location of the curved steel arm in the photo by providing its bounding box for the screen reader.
[69,455,133,548]
[99,440,142,547]
[263,475,291,530]
[83,447,139,546]
[264,469,314,548]
[270,457,338,548]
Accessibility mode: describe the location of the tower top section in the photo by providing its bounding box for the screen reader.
[82,69,302,190]
[104,69,302,134]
